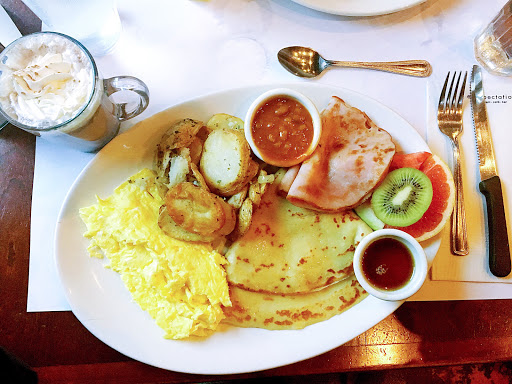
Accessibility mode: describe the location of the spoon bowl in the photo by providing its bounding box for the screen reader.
[278,46,432,78]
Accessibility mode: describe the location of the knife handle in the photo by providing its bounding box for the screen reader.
[479,176,512,277]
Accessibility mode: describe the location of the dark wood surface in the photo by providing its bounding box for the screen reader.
[2,1,512,383]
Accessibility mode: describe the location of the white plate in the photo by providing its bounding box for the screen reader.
[291,0,426,16]
[55,83,440,375]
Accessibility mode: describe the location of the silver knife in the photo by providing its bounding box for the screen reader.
[470,65,511,277]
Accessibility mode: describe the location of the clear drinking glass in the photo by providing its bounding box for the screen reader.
[0,32,149,152]
[21,0,121,56]
[475,0,512,76]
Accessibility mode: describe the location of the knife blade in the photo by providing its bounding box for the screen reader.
[470,64,511,277]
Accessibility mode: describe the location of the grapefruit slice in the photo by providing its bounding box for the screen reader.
[389,151,431,172]
[386,154,455,242]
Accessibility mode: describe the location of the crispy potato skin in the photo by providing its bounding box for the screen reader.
[166,182,236,236]
[159,118,204,151]
[154,119,206,185]
[206,113,244,131]
[229,198,253,241]
[158,206,218,243]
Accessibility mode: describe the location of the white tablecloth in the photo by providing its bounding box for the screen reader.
[27,0,512,311]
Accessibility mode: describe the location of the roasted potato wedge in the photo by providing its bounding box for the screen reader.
[206,113,244,132]
[167,152,190,189]
[248,181,262,207]
[159,118,204,150]
[165,182,236,236]
[258,171,275,185]
[158,206,218,243]
[188,163,209,190]
[188,136,203,165]
[259,180,270,198]
[238,198,253,235]
[227,186,248,209]
[230,198,253,241]
[196,124,213,143]
[154,119,204,178]
[256,169,274,198]
[154,146,174,181]
[200,128,258,196]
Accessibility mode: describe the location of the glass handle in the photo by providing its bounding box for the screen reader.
[104,76,150,121]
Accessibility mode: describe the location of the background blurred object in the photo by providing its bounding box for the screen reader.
[475,0,512,75]
[21,0,121,56]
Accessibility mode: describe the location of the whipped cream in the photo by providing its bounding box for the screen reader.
[0,33,94,128]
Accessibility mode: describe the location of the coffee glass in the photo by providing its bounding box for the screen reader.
[474,0,512,76]
[0,32,149,152]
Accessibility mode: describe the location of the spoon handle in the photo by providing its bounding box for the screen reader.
[328,59,432,77]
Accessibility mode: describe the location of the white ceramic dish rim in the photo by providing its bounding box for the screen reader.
[54,82,441,375]
[290,0,426,16]
[353,228,428,301]
[244,87,321,167]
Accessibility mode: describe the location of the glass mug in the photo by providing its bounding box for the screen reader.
[0,32,149,152]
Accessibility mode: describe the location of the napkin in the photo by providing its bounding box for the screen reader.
[428,70,512,283]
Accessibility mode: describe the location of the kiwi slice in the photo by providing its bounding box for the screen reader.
[354,199,385,231]
[371,167,433,227]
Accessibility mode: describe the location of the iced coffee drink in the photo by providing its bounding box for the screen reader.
[0,32,149,151]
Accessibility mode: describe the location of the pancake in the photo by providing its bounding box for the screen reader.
[223,275,367,330]
[224,177,372,294]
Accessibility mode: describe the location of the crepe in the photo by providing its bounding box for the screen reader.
[225,177,372,294]
[223,275,366,330]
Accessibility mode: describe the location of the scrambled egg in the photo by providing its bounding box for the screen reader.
[79,168,231,339]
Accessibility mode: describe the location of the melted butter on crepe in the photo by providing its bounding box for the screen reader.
[225,177,372,294]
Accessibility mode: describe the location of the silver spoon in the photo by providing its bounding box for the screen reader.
[278,46,432,78]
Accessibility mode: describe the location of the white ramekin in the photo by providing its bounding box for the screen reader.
[244,88,322,167]
[353,228,428,301]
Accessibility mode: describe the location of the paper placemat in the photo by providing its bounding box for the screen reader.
[429,71,512,283]
[27,142,93,311]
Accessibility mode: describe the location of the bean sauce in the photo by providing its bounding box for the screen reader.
[251,96,314,165]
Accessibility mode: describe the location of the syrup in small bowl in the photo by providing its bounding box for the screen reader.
[353,229,427,301]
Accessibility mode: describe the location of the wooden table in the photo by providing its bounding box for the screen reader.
[2,1,512,383]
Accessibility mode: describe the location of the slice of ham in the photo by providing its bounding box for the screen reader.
[276,165,300,196]
[286,96,396,212]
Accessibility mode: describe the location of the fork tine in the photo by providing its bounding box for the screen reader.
[446,72,458,111]
[456,71,468,110]
[438,71,450,111]
[450,72,462,110]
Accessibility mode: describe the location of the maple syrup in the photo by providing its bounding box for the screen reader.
[361,237,414,291]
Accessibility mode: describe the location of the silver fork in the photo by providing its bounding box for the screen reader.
[437,71,469,255]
